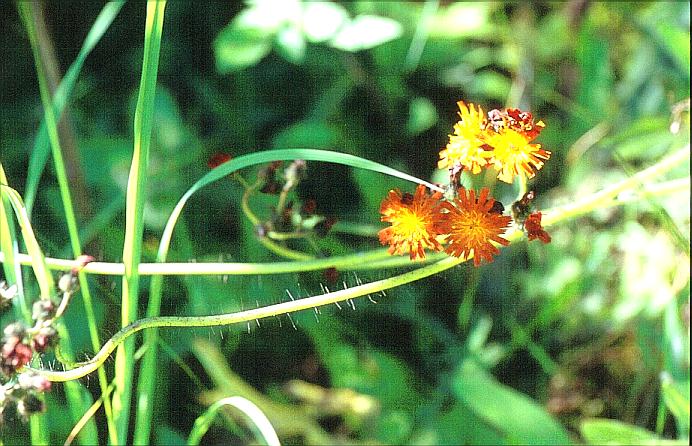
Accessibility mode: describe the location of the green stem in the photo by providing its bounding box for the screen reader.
[113,2,166,443]
[4,248,428,276]
[15,145,692,388]
[542,146,689,227]
[30,253,471,382]
[241,181,314,260]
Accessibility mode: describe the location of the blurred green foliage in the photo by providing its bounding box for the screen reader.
[0,1,689,444]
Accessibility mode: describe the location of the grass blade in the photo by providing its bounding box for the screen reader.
[187,397,280,446]
[0,163,30,321]
[19,3,104,442]
[23,0,125,216]
[113,2,167,443]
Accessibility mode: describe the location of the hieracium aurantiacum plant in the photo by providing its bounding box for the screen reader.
[379,101,552,266]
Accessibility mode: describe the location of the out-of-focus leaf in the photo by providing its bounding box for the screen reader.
[580,418,661,445]
[234,0,297,34]
[275,26,306,63]
[661,375,690,433]
[406,97,438,136]
[305,318,419,444]
[653,24,690,78]
[214,26,272,73]
[435,401,505,445]
[330,15,403,52]
[575,18,615,130]
[301,1,349,43]
[271,121,340,149]
[428,2,493,38]
[467,71,511,101]
[601,117,674,161]
[453,360,571,445]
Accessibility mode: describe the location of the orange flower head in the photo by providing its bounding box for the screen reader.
[483,128,551,183]
[437,187,512,266]
[379,184,444,260]
[524,211,551,244]
[438,101,490,174]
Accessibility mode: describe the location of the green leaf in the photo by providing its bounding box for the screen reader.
[301,1,348,43]
[580,418,660,445]
[275,26,306,63]
[428,3,493,38]
[271,121,340,149]
[214,26,272,73]
[406,97,438,136]
[453,360,571,445]
[606,119,674,162]
[0,163,29,320]
[575,18,615,128]
[330,15,403,52]
[653,23,690,78]
[661,376,690,433]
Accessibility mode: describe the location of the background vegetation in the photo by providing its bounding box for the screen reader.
[0,1,689,444]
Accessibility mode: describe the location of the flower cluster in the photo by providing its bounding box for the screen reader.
[439,101,551,184]
[0,257,91,424]
[378,184,512,266]
[379,101,552,266]
[0,283,57,422]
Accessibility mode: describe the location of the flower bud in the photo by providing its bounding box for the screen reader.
[31,326,58,353]
[32,299,56,322]
[58,273,79,294]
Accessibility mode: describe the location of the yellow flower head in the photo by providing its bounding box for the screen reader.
[438,101,489,174]
[436,187,511,266]
[484,128,551,183]
[379,184,444,260]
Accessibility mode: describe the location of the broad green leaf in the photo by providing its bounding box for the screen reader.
[214,26,272,73]
[453,360,571,445]
[330,15,403,52]
[575,18,615,130]
[301,1,348,43]
[580,418,660,445]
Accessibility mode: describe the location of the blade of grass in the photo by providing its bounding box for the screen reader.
[19,3,103,443]
[23,4,122,443]
[0,164,30,321]
[187,397,280,446]
[0,183,54,299]
[113,2,167,443]
[24,0,125,216]
[133,147,441,443]
[0,173,53,446]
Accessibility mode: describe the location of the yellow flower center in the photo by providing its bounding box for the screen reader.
[492,129,530,158]
[396,209,426,240]
[456,210,490,239]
